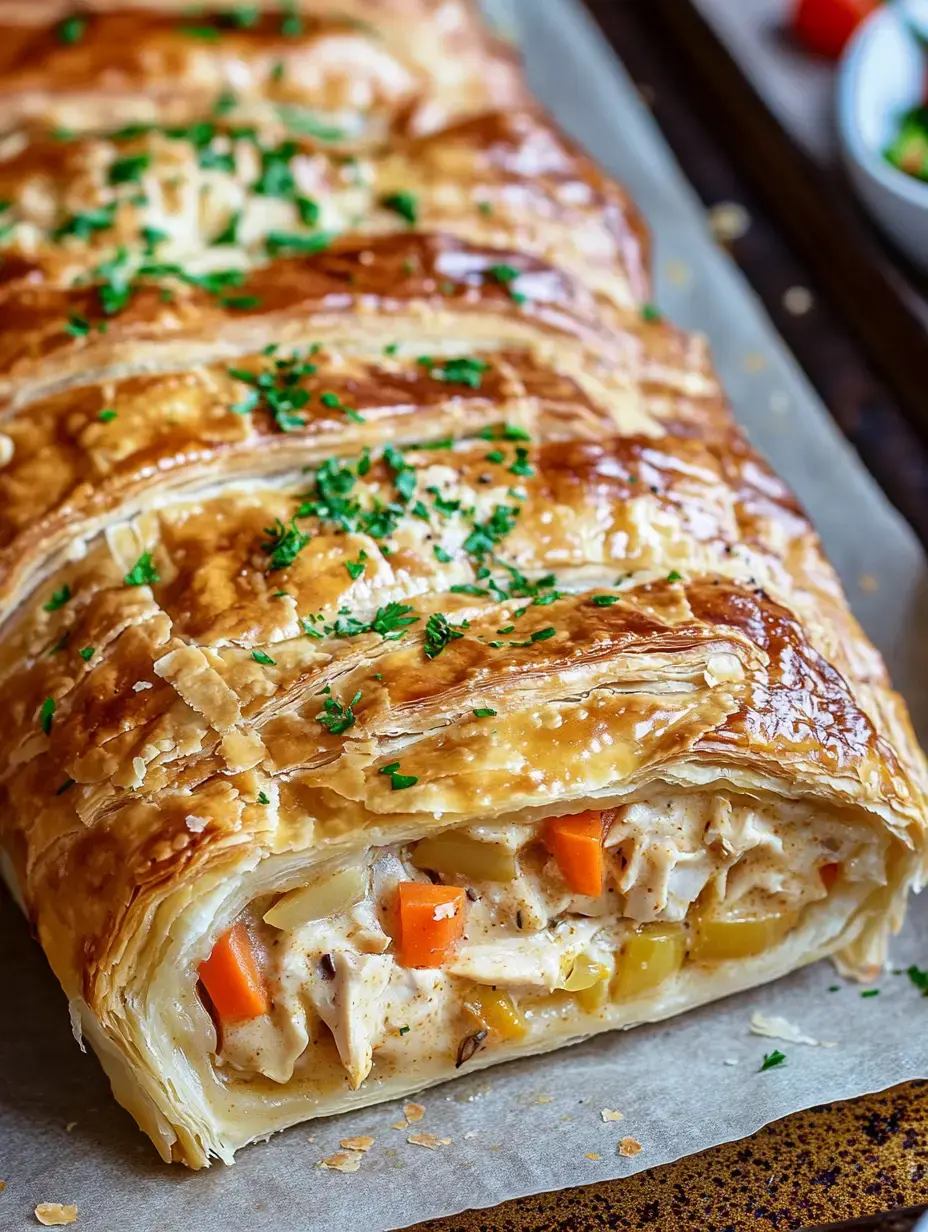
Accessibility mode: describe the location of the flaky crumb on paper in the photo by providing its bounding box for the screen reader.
[749,1012,835,1047]
[618,1138,643,1158]
[339,1136,374,1153]
[407,1133,451,1150]
[35,1205,78,1226]
[585,1152,601,1161]
[403,1102,425,1123]
[600,1108,624,1122]
[320,1152,362,1173]
[532,1094,553,1104]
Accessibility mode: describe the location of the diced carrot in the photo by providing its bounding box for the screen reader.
[819,862,840,890]
[199,923,269,1023]
[395,882,467,968]
[544,812,605,897]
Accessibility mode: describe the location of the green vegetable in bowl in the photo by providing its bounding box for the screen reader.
[885,106,928,184]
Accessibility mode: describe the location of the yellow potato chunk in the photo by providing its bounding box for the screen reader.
[612,924,685,1000]
[689,910,797,963]
[411,833,517,883]
[463,986,528,1041]
[560,953,612,1012]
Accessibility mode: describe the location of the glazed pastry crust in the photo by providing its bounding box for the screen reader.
[0,1,925,1169]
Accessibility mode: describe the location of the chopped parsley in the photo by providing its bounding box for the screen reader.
[759,1050,786,1072]
[473,708,497,718]
[398,1024,410,1035]
[667,570,683,583]
[379,761,418,791]
[508,447,534,478]
[65,315,91,337]
[109,153,150,185]
[275,104,346,143]
[907,965,928,995]
[479,423,531,443]
[98,408,117,422]
[56,778,75,796]
[477,201,493,216]
[53,205,116,243]
[43,585,71,613]
[124,553,160,587]
[265,230,335,256]
[417,355,489,390]
[57,15,87,44]
[640,303,663,323]
[433,545,453,564]
[345,551,368,580]
[381,191,419,225]
[40,697,56,735]
[212,210,241,246]
[257,791,270,805]
[463,504,520,558]
[228,349,317,431]
[424,612,465,660]
[262,517,311,571]
[371,602,419,639]
[252,649,276,666]
[316,689,361,735]
[78,647,95,662]
[861,988,880,998]
[179,24,221,41]
[488,263,526,304]
[591,594,621,606]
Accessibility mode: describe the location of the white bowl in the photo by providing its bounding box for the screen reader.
[837,0,928,271]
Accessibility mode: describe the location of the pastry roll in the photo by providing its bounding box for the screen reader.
[0,3,924,1169]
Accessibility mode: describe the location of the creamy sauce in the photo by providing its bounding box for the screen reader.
[216,793,885,1087]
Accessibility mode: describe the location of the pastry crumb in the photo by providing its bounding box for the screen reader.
[35,1205,78,1226]
[585,1152,601,1161]
[532,1095,553,1104]
[707,201,751,244]
[619,1138,643,1158]
[340,1136,374,1152]
[407,1133,451,1150]
[0,1180,5,1192]
[65,1122,78,1133]
[600,1108,624,1122]
[391,1120,408,1130]
[858,574,879,593]
[750,1011,835,1048]
[783,285,813,316]
[403,1102,425,1123]
[320,1152,362,1173]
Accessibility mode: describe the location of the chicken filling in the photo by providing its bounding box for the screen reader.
[198,793,887,1089]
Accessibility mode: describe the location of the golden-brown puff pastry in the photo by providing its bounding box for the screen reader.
[0,1,924,1169]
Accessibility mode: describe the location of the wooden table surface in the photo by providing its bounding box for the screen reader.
[415,3,928,1229]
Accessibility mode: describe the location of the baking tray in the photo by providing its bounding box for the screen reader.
[2,1,928,1228]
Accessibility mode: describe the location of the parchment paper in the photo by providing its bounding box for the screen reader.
[2,1,928,1228]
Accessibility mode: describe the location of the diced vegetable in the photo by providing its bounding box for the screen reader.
[819,861,840,890]
[885,108,928,184]
[544,812,604,896]
[612,924,685,1000]
[463,985,527,1041]
[395,882,466,968]
[199,923,269,1024]
[689,910,797,963]
[411,832,517,883]
[561,953,612,1012]
[263,866,368,932]
[791,0,879,60]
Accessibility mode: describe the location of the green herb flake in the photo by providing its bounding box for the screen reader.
[477,201,493,216]
[78,647,95,662]
[124,553,160,587]
[488,263,527,304]
[508,447,534,478]
[212,210,241,247]
[378,761,418,790]
[262,516,311,572]
[433,545,453,564]
[484,449,504,464]
[57,15,87,44]
[424,612,465,660]
[316,689,362,736]
[861,988,880,998]
[179,24,221,41]
[641,303,663,323]
[473,708,497,718]
[66,315,92,338]
[381,191,419,225]
[591,595,620,607]
[479,424,531,443]
[398,1024,410,1035]
[109,153,150,185]
[417,355,489,390]
[759,1050,786,1072]
[56,777,76,796]
[907,964,928,995]
[43,585,71,613]
[666,570,684,583]
[345,551,368,581]
[40,697,56,735]
[257,791,270,805]
[252,649,276,666]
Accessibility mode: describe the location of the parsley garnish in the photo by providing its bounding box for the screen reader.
[433,545,453,564]
[212,210,241,246]
[488,263,526,304]
[907,965,928,995]
[179,24,221,41]
[317,689,361,735]
[57,15,87,43]
[371,602,419,639]
[641,303,663,323]
[228,349,316,431]
[417,356,489,389]
[56,778,75,796]
[508,447,534,477]
[275,104,346,143]
[760,1050,786,1072]
[79,647,95,662]
[667,570,683,582]
[65,315,91,337]
[257,791,270,805]
[109,153,150,185]
[345,551,368,580]
[265,230,335,256]
[262,517,310,571]
[477,201,493,216]
[591,595,620,607]
[252,650,276,665]
[381,191,419,225]
[479,424,531,443]
[40,697,56,735]
[424,613,465,660]
[379,761,418,790]
[473,708,497,718]
[124,553,160,587]
[861,988,880,998]
[463,505,520,558]
[43,585,71,612]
